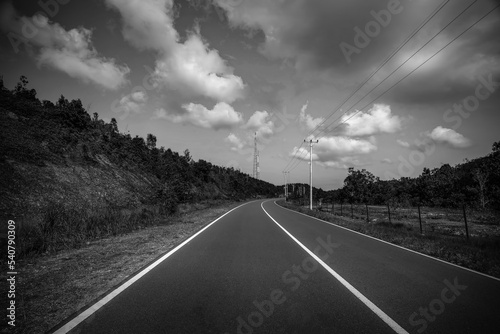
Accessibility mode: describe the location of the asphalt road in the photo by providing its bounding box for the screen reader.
[54,199,500,334]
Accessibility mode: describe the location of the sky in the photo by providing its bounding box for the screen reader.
[0,0,499,190]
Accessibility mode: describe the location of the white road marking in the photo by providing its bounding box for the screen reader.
[52,201,255,334]
[261,201,409,334]
[274,200,500,282]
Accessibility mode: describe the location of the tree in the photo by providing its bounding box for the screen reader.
[43,100,55,109]
[343,168,376,203]
[110,118,118,133]
[14,75,37,100]
[14,75,29,94]
[146,134,157,150]
[492,141,500,154]
[183,149,192,163]
[57,95,69,109]
[473,168,489,209]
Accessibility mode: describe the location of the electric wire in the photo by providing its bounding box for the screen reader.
[282,0,452,172]
[284,0,492,175]
[313,2,498,146]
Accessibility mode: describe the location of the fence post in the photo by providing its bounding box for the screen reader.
[366,204,369,222]
[351,203,354,219]
[463,204,469,241]
[332,202,334,214]
[418,204,423,234]
[340,203,343,216]
[387,204,391,224]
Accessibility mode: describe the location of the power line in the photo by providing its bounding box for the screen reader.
[284,0,492,173]
[291,0,469,169]
[309,0,452,138]
[282,0,451,172]
[316,2,499,144]
[282,141,304,172]
[314,0,480,142]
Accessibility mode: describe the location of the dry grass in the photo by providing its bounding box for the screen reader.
[278,201,500,279]
[0,201,240,334]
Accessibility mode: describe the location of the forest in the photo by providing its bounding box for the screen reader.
[0,75,278,216]
[287,143,500,211]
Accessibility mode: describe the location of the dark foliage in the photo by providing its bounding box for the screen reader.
[0,76,278,210]
[319,149,500,210]
[284,147,499,211]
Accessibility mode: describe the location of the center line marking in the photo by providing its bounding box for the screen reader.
[261,201,409,334]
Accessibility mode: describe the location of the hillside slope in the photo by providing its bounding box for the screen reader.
[0,76,277,253]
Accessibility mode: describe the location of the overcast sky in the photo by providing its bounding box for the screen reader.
[1,0,499,189]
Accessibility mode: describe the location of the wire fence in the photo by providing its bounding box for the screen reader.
[290,199,500,240]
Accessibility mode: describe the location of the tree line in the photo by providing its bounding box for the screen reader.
[286,146,499,210]
[0,76,278,213]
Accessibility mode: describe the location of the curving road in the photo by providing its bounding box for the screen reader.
[52,199,500,334]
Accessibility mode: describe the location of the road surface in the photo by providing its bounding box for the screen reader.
[53,199,500,334]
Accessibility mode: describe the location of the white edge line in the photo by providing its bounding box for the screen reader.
[273,200,500,282]
[260,202,409,334]
[53,200,256,334]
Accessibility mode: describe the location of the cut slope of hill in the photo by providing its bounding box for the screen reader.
[0,75,278,256]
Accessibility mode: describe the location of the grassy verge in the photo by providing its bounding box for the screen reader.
[0,200,243,334]
[277,200,500,279]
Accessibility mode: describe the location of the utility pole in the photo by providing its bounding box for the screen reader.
[305,139,318,210]
[282,171,289,199]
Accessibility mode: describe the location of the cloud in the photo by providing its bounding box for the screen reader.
[1,6,129,90]
[338,104,402,137]
[153,108,168,120]
[425,126,472,148]
[214,0,500,103]
[156,102,243,130]
[106,0,245,103]
[212,0,428,74]
[299,101,324,131]
[291,135,376,168]
[381,158,392,164]
[243,110,275,139]
[396,139,410,148]
[112,91,148,117]
[225,133,245,151]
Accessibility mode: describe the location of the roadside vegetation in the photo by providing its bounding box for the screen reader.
[278,200,500,279]
[1,201,242,334]
[0,75,278,258]
[0,75,277,333]
[280,134,500,277]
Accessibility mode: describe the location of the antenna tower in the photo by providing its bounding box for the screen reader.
[253,132,260,179]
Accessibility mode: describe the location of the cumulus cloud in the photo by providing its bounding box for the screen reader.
[291,135,376,168]
[106,0,245,103]
[243,110,275,139]
[156,102,243,130]
[299,101,324,131]
[113,91,148,117]
[1,5,129,90]
[299,103,402,138]
[338,104,402,137]
[425,126,472,148]
[225,133,245,151]
[212,0,430,74]
[381,158,392,164]
[396,139,410,148]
